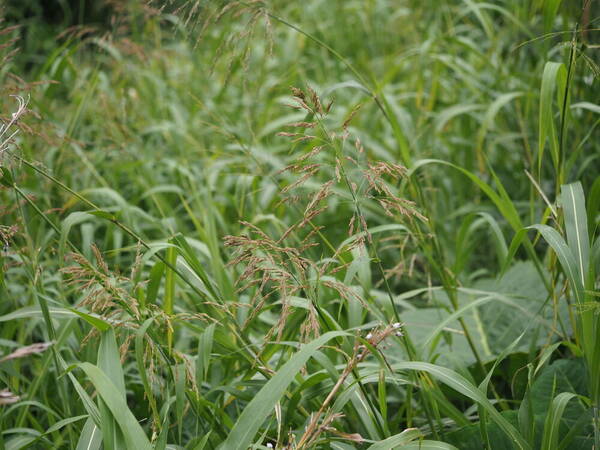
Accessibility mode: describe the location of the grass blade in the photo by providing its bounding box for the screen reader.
[541,392,578,450]
[392,362,530,449]
[560,182,589,285]
[75,418,102,450]
[76,362,152,450]
[220,331,348,450]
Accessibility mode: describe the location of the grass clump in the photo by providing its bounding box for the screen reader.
[0,1,599,449]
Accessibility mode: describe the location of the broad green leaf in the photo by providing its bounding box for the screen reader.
[154,402,171,450]
[67,369,102,426]
[530,359,592,448]
[172,234,220,300]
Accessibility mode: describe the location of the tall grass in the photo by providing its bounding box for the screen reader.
[0,1,598,449]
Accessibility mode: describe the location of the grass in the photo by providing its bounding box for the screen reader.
[0,0,599,449]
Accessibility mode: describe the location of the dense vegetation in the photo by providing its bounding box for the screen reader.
[0,1,599,449]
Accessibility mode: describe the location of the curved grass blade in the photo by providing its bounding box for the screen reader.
[367,429,425,449]
[503,224,582,302]
[541,392,578,450]
[392,362,530,449]
[98,329,126,450]
[538,62,567,172]
[76,362,152,450]
[220,331,348,450]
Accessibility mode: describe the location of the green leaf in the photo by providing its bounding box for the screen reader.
[529,224,583,303]
[478,333,524,448]
[0,305,76,322]
[171,234,221,300]
[146,260,165,306]
[75,418,102,450]
[76,362,152,450]
[98,329,126,450]
[0,166,15,187]
[570,102,600,115]
[60,211,93,261]
[175,363,186,442]
[68,308,112,332]
[98,329,125,396]
[421,294,496,353]
[534,342,562,377]
[411,159,522,231]
[542,0,563,31]
[220,331,348,450]
[392,361,530,449]
[164,243,176,316]
[538,62,567,172]
[391,441,459,450]
[87,210,117,221]
[135,318,160,425]
[477,212,509,267]
[476,92,522,159]
[45,415,88,435]
[367,429,422,449]
[154,402,170,450]
[560,182,589,285]
[504,224,582,303]
[586,176,600,234]
[541,392,578,450]
[197,323,216,385]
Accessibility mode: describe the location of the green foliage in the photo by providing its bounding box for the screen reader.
[0,0,598,449]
